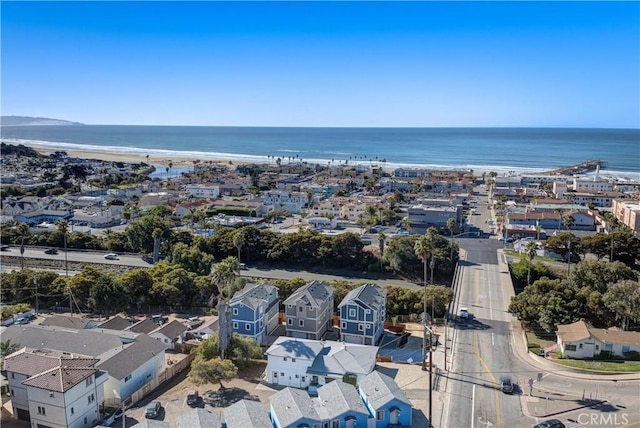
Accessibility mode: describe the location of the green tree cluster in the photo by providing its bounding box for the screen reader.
[509,260,639,334]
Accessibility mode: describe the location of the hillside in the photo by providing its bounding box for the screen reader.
[1,116,84,126]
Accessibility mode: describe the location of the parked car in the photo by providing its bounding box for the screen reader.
[104,253,119,260]
[187,390,199,406]
[532,419,565,428]
[14,317,29,325]
[459,307,469,319]
[0,244,10,251]
[500,376,514,394]
[145,401,162,419]
[44,248,58,254]
[564,252,580,263]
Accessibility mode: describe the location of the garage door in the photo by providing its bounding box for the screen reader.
[16,407,30,421]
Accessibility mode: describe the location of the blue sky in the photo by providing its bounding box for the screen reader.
[1,1,639,128]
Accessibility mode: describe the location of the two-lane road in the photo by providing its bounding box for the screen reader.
[446,248,531,428]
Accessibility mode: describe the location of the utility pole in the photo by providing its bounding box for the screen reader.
[34,275,38,315]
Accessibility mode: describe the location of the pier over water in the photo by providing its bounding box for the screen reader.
[543,160,607,176]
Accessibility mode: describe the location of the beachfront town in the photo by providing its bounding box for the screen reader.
[1,142,639,428]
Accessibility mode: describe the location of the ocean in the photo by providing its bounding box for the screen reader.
[1,125,638,177]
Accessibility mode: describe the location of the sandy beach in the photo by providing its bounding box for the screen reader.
[30,147,233,168]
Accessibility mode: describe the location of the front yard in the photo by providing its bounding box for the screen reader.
[552,359,640,373]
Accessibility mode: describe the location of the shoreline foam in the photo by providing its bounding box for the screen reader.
[2,137,638,180]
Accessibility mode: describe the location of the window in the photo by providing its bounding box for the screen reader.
[86,377,93,386]
[604,343,613,351]
[565,344,577,351]
[288,304,293,308]
[273,372,278,378]
[295,374,299,379]
[124,374,132,382]
[341,321,346,329]
[579,344,583,349]
[245,323,251,331]
[292,358,296,362]
[349,308,356,317]
[358,324,364,331]
[280,372,284,377]
[37,406,46,415]
[622,346,631,354]
[376,410,385,420]
[283,357,288,361]
[309,307,314,311]
[10,373,14,379]
[365,309,371,314]
[233,308,238,315]
[71,407,74,415]
[299,306,303,312]
[332,420,339,428]
[233,322,238,329]
[88,393,95,404]
[299,319,304,327]
[287,318,292,325]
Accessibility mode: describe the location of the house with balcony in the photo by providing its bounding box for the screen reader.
[339,284,387,346]
[268,374,410,428]
[1,324,167,407]
[4,348,107,427]
[284,281,334,340]
[261,190,308,214]
[359,371,413,428]
[230,282,280,345]
[265,337,378,390]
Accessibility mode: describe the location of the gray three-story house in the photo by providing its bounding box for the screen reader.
[284,281,335,340]
[339,283,387,345]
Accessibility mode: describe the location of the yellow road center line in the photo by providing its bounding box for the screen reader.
[473,268,501,428]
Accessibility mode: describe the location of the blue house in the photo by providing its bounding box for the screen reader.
[269,387,322,428]
[339,284,387,346]
[358,371,413,428]
[316,380,370,428]
[230,282,279,345]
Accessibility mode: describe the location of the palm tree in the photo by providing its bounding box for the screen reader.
[414,232,438,371]
[525,240,538,285]
[56,220,69,276]
[232,229,246,265]
[378,232,386,272]
[17,223,29,270]
[152,228,163,263]
[0,339,21,358]
[211,257,240,359]
[604,213,621,262]
[563,215,576,275]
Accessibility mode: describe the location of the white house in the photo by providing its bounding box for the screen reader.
[572,178,614,193]
[261,190,308,214]
[1,325,167,407]
[149,319,188,350]
[184,183,220,199]
[265,337,378,390]
[556,320,640,359]
[4,348,107,428]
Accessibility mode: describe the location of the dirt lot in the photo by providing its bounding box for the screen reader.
[115,361,276,427]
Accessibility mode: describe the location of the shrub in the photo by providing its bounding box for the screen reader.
[624,351,640,361]
[595,351,615,360]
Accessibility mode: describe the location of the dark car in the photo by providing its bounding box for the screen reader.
[145,401,162,419]
[532,419,565,428]
[44,248,58,255]
[500,376,514,394]
[564,252,580,263]
[0,244,10,251]
[186,390,199,406]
